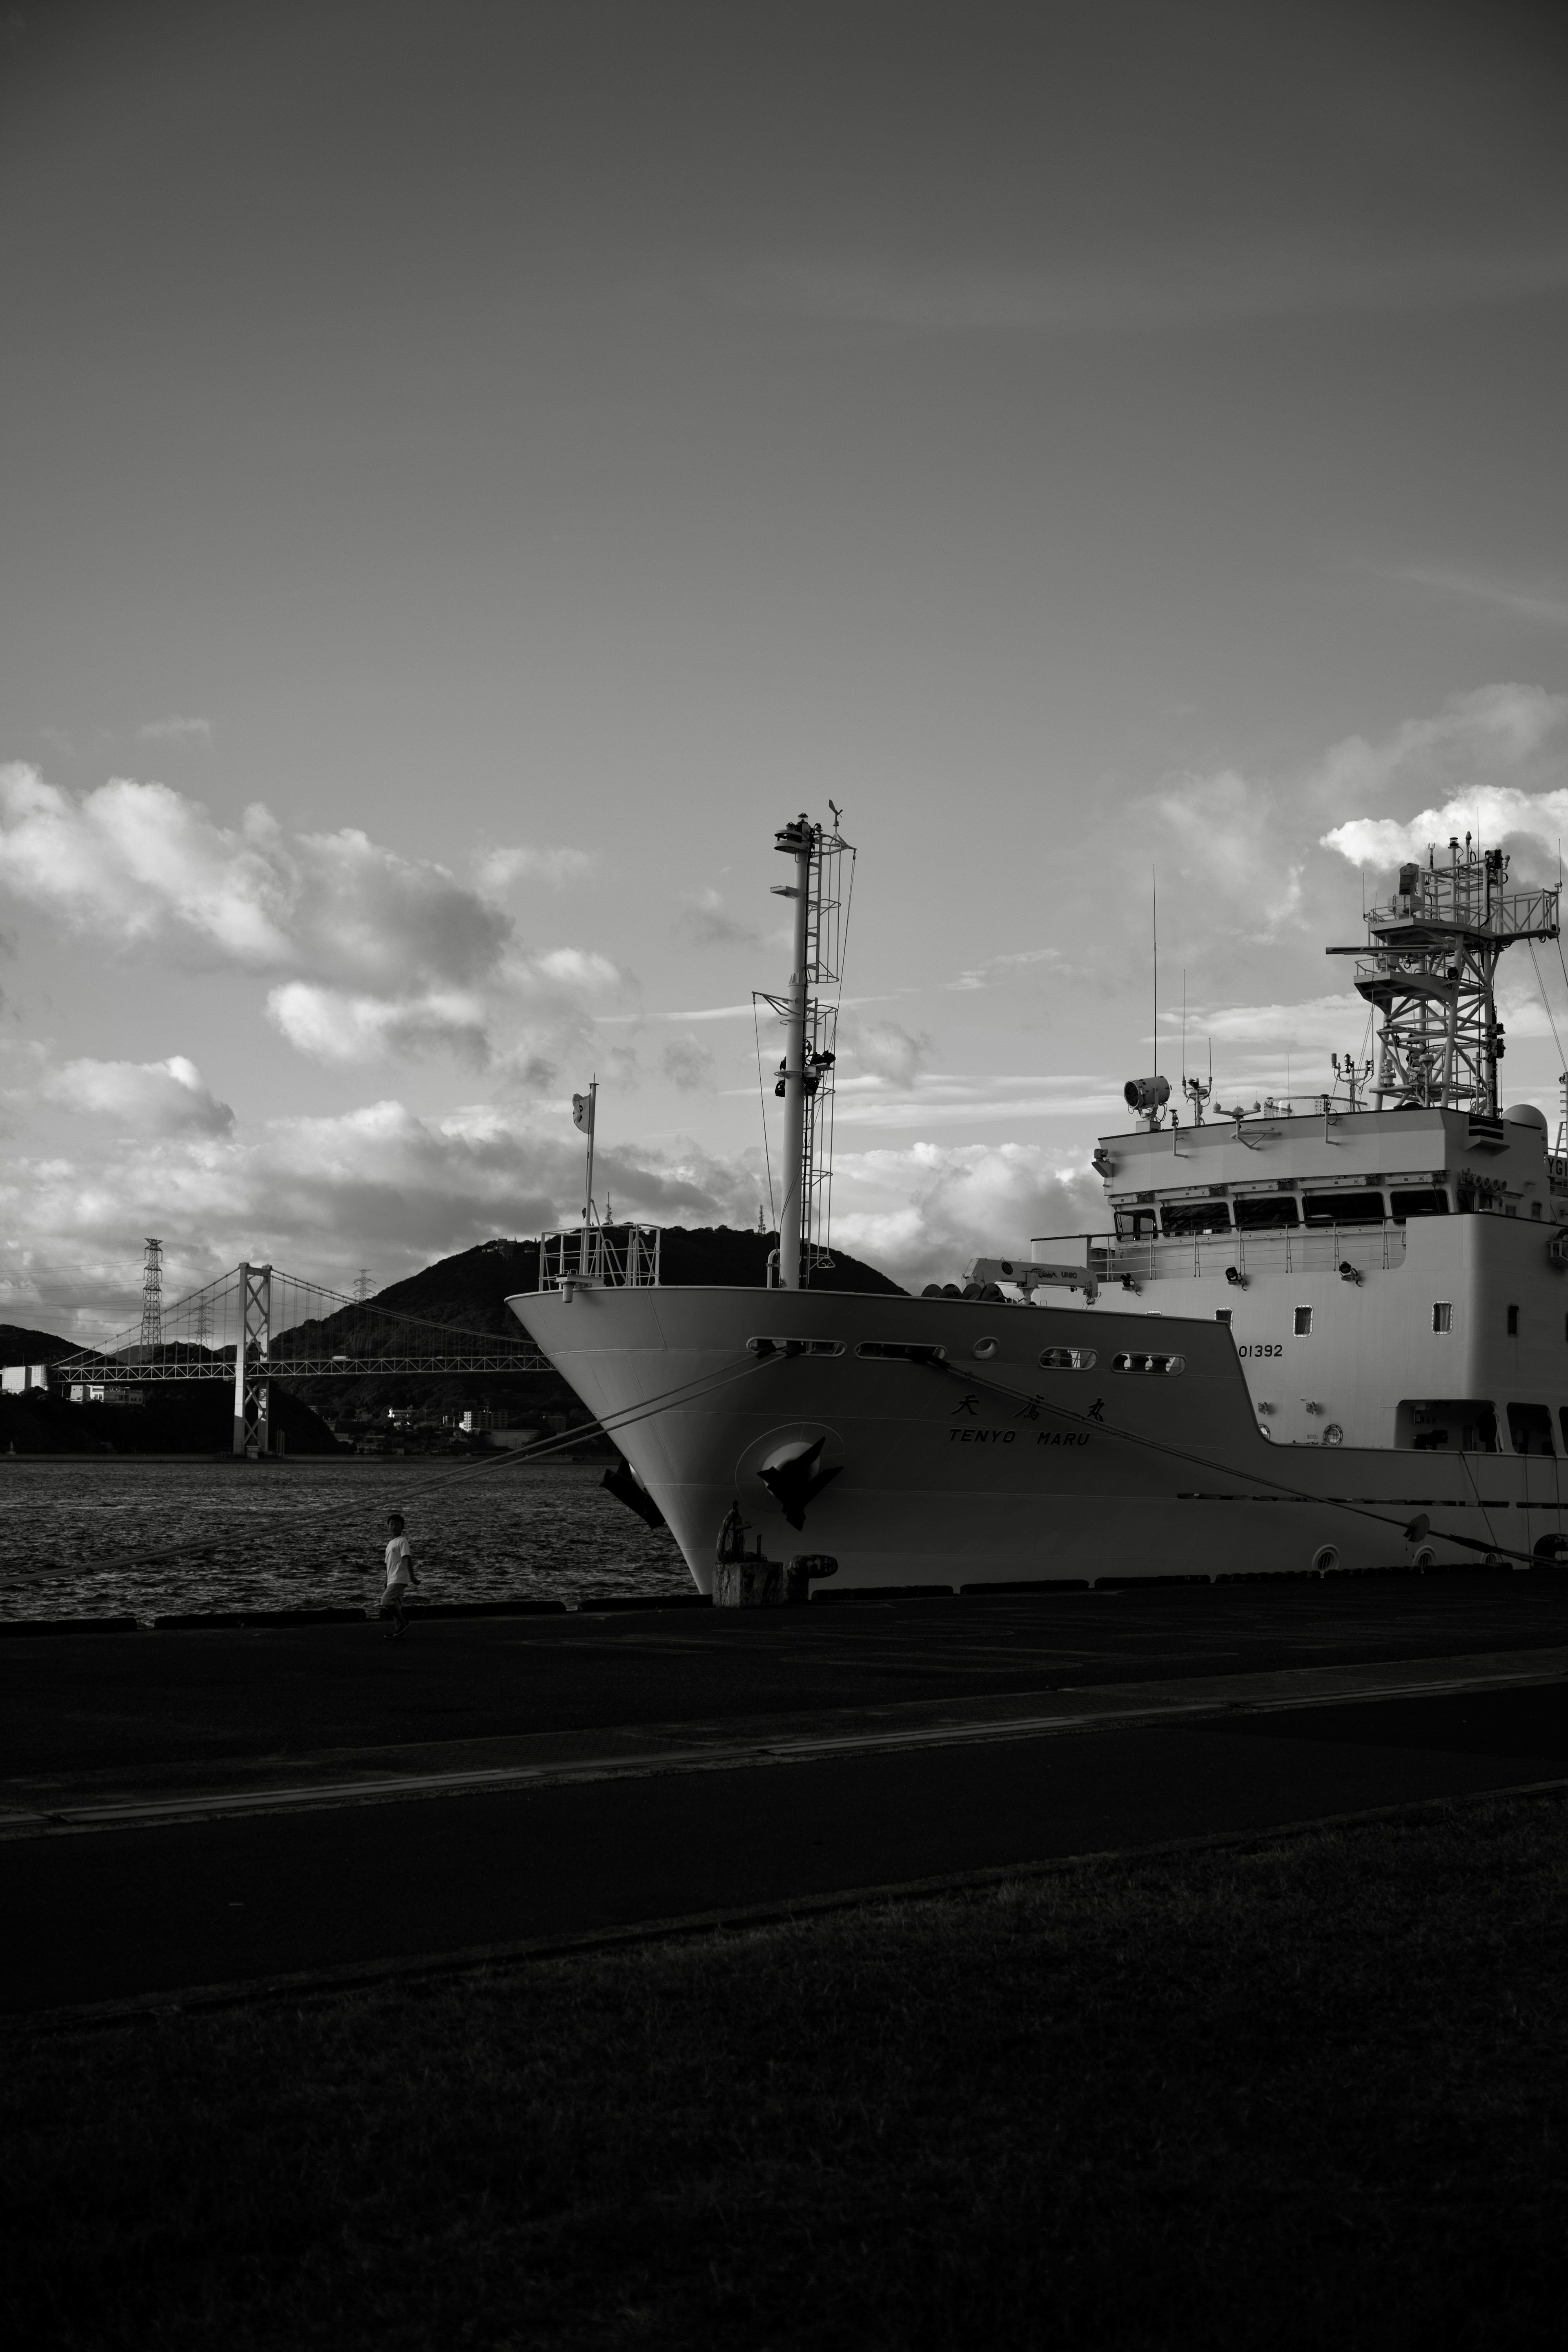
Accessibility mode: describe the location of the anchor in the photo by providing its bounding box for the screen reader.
[755,1435,842,1530]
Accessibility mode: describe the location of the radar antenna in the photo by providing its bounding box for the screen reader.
[1327,833,1559,1116]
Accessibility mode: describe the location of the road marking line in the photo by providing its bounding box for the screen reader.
[2,1650,1564,1840]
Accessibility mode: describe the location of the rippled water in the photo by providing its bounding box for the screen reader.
[0,1457,692,1622]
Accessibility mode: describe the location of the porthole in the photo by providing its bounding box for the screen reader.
[1111,1351,1185,1376]
[1038,1346,1096,1371]
[1311,1545,1340,1574]
[1412,1545,1438,1569]
[972,1337,999,1361]
[1323,1423,1344,1446]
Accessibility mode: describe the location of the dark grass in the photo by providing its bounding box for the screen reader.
[5,1800,1567,2350]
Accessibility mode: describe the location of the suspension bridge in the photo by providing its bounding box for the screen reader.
[30,1245,548,1457]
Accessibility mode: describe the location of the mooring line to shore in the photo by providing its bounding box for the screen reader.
[10,1349,786,1584]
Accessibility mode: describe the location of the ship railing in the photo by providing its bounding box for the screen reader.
[540,1224,662,1290]
[1037,1223,1411,1288]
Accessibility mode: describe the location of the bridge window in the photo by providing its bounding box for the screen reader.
[1160,1199,1232,1236]
[1391,1187,1449,1220]
[1303,1190,1385,1225]
[1114,1209,1158,1239]
[1508,1402,1555,1456]
[1235,1195,1299,1230]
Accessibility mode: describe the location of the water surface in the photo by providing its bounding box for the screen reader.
[0,1457,690,1622]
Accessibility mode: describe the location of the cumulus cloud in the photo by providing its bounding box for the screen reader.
[1312,686,1568,884]
[266,984,492,1067]
[839,1016,933,1089]
[1311,684,1567,825]
[0,767,650,1076]
[137,715,213,747]
[42,1055,234,1136]
[476,844,595,892]
[663,1036,715,1090]
[1150,768,1305,938]
[828,1143,1106,1291]
[673,889,759,950]
[0,1099,767,1339]
[0,766,510,988]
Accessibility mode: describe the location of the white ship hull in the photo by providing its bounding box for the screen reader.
[509,1282,1564,1592]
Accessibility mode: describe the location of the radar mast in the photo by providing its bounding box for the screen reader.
[1327,835,1558,1116]
[760,811,854,1288]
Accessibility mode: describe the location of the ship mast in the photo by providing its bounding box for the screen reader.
[1326,834,1559,1115]
[761,811,854,1289]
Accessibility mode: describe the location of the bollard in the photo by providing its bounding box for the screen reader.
[784,1554,840,1605]
[713,1557,783,1607]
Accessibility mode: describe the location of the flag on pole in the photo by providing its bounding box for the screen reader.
[572,1091,595,1134]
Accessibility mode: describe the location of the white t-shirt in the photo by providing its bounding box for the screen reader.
[384,1535,414,1589]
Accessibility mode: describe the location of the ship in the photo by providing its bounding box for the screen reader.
[510,813,1568,1595]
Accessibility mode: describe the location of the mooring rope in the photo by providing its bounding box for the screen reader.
[920,1354,1544,1565]
[9,1349,787,1583]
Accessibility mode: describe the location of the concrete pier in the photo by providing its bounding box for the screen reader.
[3,1572,1567,2019]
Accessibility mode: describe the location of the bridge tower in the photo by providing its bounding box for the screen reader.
[139,1238,163,1356]
[232,1261,272,1457]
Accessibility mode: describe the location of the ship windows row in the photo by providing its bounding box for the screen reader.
[1401,1399,1566,1455]
[1119,1186,1450,1239]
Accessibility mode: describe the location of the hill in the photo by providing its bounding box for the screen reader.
[274,1227,904,1354]
[0,1322,76,1363]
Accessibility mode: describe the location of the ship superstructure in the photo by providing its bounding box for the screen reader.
[511,818,1568,1594]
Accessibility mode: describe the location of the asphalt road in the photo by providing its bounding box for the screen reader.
[4,1577,1567,2019]
[7,1572,1568,1787]
[4,1685,1566,2016]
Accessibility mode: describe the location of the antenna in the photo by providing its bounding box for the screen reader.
[1180,969,1187,1084]
[1151,867,1158,1070]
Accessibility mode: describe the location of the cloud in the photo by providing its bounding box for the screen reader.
[0,766,510,989]
[0,1099,768,1339]
[137,715,213,748]
[529,947,623,991]
[1150,768,1305,939]
[828,1143,1106,1291]
[476,844,595,892]
[1311,687,1568,851]
[0,1085,1124,1336]
[673,889,759,950]
[663,1036,715,1091]
[840,1016,933,1089]
[266,984,492,1067]
[1382,567,1568,632]
[950,946,1075,994]
[42,1055,234,1136]
[832,1073,1122,1130]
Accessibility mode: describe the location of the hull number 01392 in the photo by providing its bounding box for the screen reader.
[1237,1343,1283,1359]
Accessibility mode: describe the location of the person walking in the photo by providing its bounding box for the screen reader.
[379,1512,419,1638]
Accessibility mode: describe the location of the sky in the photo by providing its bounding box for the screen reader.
[2,0,1568,1336]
